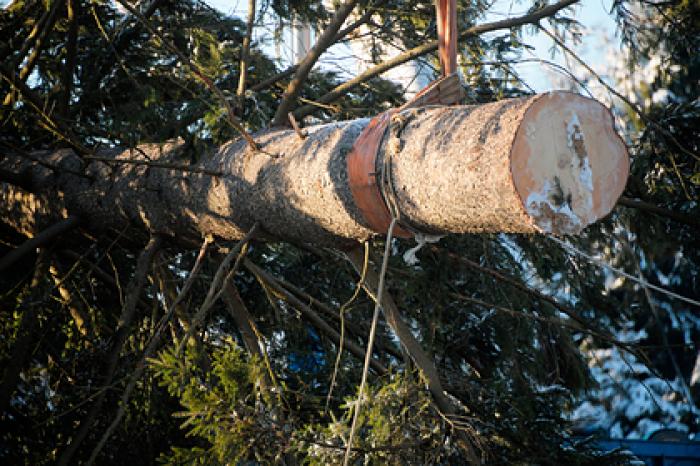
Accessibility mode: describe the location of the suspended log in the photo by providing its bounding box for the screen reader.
[0,91,628,248]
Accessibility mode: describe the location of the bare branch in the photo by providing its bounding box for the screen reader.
[222,282,262,358]
[0,216,81,274]
[293,0,579,120]
[85,237,211,466]
[618,196,700,228]
[246,3,377,94]
[244,258,388,375]
[236,0,256,102]
[57,234,162,466]
[271,0,360,126]
[176,225,258,355]
[345,247,481,464]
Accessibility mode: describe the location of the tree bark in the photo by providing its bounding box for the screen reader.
[0,92,628,248]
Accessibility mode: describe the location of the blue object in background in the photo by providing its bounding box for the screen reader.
[594,438,700,466]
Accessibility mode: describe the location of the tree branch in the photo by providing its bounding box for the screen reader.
[236,0,256,103]
[429,245,588,327]
[293,0,579,119]
[176,225,258,355]
[2,0,65,105]
[84,237,211,466]
[618,196,700,228]
[50,260,94,337]
[57,0,78,118]
[113,0,260,151]
[271,0,359,126]
[247,2,378,94]
[274,268,403,360]
[0,216,81,274]
[0,250,48,414]
[345,247,481,464]
[57,234,162,466]
[222,282,263,358]
[244,258,388,375]
[0,63,90,154]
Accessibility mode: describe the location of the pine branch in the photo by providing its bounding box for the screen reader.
[293,0,579,120]
[85,237,211,466]
[271,0,360,127]
[0,63,90,154]
[113,0,260,151]
[0,216,81,274]
[244,258,388,375]
[57,234,162,466]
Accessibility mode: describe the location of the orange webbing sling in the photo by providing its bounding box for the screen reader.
[346,0,463,238]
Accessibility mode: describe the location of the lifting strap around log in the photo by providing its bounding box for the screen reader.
[436,0,458,76]
[347,0,462,238]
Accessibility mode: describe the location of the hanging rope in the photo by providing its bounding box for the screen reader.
[341,3,461,463]
[342,218,397,466]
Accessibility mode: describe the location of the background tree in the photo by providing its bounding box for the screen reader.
[0,0,697,465]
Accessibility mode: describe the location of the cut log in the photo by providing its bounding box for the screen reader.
[390,91,628,236]
[0,91,628,248]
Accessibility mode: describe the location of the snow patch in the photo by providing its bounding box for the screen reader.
[525,180,582,234]
[566,112,583,149]
[524,110,596,233]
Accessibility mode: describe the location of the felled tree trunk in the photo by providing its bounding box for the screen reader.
[0,91,628,247]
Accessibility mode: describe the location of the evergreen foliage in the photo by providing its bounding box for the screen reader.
[0,0,697,464]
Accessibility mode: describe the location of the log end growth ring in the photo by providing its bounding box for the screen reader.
[510,91,629,235]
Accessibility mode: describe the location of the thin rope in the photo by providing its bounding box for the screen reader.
[326,241,369,413]
[547,235,700,308]
[343,218,397,466]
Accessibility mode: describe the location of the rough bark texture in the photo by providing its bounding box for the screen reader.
[0,92,628,248]
[387,92,627,235]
